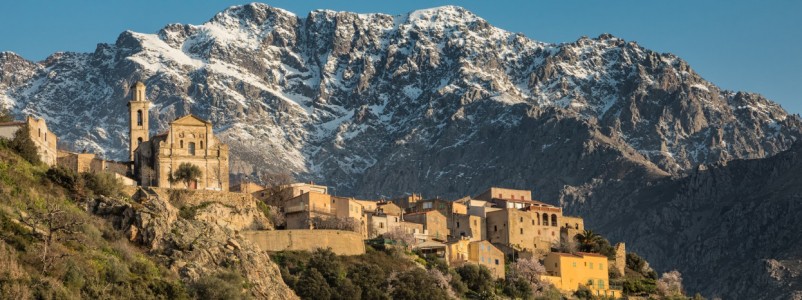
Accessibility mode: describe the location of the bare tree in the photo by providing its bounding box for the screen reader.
[657,270,685,297]
[383,227,416,248]
[18,202,84,275]
[508,257,550,293]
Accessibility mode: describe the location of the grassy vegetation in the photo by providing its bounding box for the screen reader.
[0,142,190,299]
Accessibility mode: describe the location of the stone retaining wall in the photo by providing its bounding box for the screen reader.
[242,230,365,256]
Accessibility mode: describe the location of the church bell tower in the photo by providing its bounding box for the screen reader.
[127,81,150,161]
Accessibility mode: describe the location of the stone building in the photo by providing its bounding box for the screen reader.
[128,82,229,191]
[450,213,485,241]
[404,210,448,241]
[486,201,565,254]
[0,116,58,166]
[475,187,532,203]
[446,239,506,279]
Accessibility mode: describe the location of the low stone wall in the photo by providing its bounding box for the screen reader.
[149,187,256,207]
[242,230,366,256]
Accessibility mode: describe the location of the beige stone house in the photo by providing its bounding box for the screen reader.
[260,182,328,206]
[475,187,533,203]
[446,239,506,279]
[404,210,448,241]
[128,82,229,191]
[284,191,337,230]
[486,202,565,254]
[450,213,486,241]
[0,116,58,166]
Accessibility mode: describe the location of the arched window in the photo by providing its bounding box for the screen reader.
[551,214,558,227]
[542,214,549,226]
[188,142,196,155]
[136,110,143,126]
[137,137,143,146]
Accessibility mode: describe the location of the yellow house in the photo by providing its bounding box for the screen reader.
[541,252,620,298]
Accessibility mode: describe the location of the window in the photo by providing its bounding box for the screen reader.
[495,259,499,265]
[589,263,593,269]
[38,128,41,137]
[519,217,523,222]
[380,222,384,229]
[598,279,604,289]
[136,110,143,126]
[551,214,558,227]
[423,202,433,209]
[456,221,460,228]
[494,225,497,232]
[572,262,577,267]
[600,263,604,269]
[188,142,196,155]
[44,133,47,141]
[474,219,477,226]
[137,137,143,146]
[520,228,523,234]
[532,220,534,225]
[200,141,204,149]
[498,193,502,198]
[180,140,184,148]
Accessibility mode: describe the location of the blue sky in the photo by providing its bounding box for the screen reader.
[1,0,800,113]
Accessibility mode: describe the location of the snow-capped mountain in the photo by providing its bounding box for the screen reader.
[1,4,801,296]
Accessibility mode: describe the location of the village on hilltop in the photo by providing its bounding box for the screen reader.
[0,82,624,298]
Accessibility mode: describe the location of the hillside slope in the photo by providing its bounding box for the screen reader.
[0,144,295,299]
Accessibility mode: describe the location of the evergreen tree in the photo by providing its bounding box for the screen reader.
[169,163,202,188]
[10,124,40,165]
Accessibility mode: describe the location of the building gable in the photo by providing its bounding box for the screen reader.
[170,114,211,127]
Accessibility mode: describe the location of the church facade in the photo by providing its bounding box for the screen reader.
[128,82,230,191]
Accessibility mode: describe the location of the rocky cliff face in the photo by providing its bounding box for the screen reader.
[89,188,296,299]
[566,143,802,299]
[1,3,800,298]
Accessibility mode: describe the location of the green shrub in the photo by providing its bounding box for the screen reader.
[503,277,534,300]
[188,271,249,300]
[455,264,495,297]
[295,268,332,300]
[82,172,122,197]
[347,263,389,300]
[390,268,449,300]
[10,125,40,165]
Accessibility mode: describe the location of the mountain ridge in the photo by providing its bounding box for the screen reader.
[1,3,801,297]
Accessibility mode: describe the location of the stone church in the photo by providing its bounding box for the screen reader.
[128,82,230,191]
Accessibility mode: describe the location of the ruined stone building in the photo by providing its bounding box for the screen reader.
[0,116,58,166]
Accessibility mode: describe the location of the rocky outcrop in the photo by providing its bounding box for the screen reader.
[88,188,296,299]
